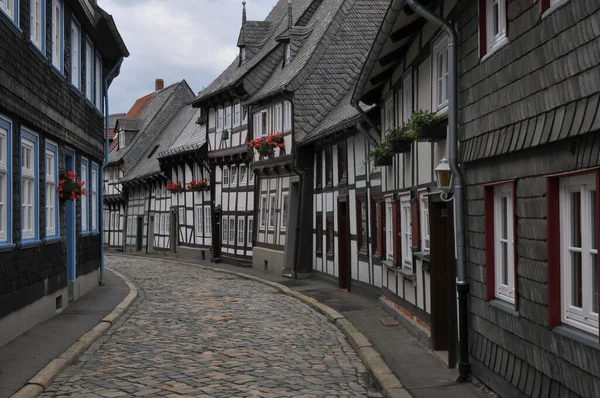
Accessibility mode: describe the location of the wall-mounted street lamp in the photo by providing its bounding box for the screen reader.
[434,158,453,201]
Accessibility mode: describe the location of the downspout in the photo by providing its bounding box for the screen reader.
[290,100,304,279]
[404,0,469,381]
[100,57,124,285]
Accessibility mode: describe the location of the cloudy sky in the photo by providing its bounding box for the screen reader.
[98,0,276,114]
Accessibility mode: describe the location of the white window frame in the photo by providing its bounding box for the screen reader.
[195,205,203,238]
[385,199,394,261]
[419,191,430,253]
[268,193,276,230]
[400,195,412,269]
[247,217,253,247]
[85,38,94,102]
[243,106,248,124]
[80,157,88,232]
[260,194,267,230]
[494,183,515,303]
[95,52,102,110]
[165,212,170,236]
[224,105,232,129]
[249,169,255,184]
[30,0,45,52]
[432,35,449,112]
[228,217,235,245]
[70,18,81,89]
[21,130,38,241]
[253,113,262,138]
[0,117,11,244]
[281,191,289,231]
[0,0,18,24]
[91,162,98,232]
[560,173,598,334]
[485,0,508,54]
[45,141,59,238]
[231,165,238,187]
[51,0,63,71]
[283,101,292,132]
[402,71,413,124]
[222,215,228,243]
[261,109,270,137]
[233,101,241,126]
[239,164,247,185]
[274,103,283,134]
[237,217,245,245]
[216,106,224,131]
[153,213,159,234]
[204,206,211,237]
[222,166,229,186]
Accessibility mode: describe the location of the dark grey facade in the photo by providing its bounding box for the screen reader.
[0,0,127,346]
[458,0,600,396]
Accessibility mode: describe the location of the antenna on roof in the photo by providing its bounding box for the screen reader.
[242,1,247,25]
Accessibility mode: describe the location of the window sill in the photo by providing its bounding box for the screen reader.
[19,240,42,249]
[480,37,509,64]
[69,83,82,96]
[0,243,16,252]
[0,9,22,34]
[554,324,600,351]
[44,236,62,244]
[80,231,93,237]
[398,266,416,281]
[28,41,47,62]
[435,105,449,119]
[542,0,570,19]
[489,298,518,316]
[50,64,64,79]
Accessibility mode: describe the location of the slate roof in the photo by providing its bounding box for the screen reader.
[125,92,155,118]
[158,111,207,159]
[115,118,142,131]
[105,113,124,139]
[193,0,315,104]
[124,105,201,181]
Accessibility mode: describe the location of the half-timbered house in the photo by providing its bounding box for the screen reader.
[0,0,128,346]
[351,0,460,367]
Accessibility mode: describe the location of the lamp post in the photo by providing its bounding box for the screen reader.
[434,158,453,201]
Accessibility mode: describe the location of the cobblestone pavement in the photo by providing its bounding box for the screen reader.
[42,256,381,397]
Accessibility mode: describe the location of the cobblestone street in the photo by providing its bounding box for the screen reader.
[42,256,381,397]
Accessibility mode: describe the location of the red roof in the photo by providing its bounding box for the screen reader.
[125,92,156,119]
[109,137,119,152]
[104,128,116,140]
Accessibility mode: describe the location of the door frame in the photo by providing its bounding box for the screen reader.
[64,148,76,301]
[337,196,351,291]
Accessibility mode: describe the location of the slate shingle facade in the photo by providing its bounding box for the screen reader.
[457,0,600,396]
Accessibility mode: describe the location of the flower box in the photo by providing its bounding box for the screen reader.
[418,123,447,142]
[390,139,412,153]
[187,179,210,192]
[166,181,183,193]
[374,154,393,167]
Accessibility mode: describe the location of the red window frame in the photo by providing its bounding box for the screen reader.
[540,0,550,12]
[546,167,600,341]
[478,0,509,58]
[484,179,518,311]
[356,195,368,253]
[411,198,420,250]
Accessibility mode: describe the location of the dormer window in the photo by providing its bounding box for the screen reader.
[241,47,247,62]
[284,43,291,63]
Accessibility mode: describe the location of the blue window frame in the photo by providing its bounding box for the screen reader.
[85,37,94,102]
[80,157,88,232]
[0,115,13,245]
[91,162,98,232]
[0,0,20,28]
[20,128,39,243]
[29,0,46,54]
[94,51,103,110]
[70,16,81,89]
[45,140,59,239]
[51,0,64,73]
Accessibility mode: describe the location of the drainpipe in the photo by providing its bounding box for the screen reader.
[100,57,124,286]
[404,0,469,381]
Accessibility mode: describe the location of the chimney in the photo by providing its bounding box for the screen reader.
[155,79,164,92]
[288,0,293,29]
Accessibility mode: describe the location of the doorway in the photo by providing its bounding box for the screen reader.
[170,209,178,253]
[147,214,155,253]
[212,207,222,262]
[136,216,143,252]
[65,149,76,302]
[337,197,351,291]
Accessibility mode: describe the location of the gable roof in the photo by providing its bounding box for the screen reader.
[125,92,156,119]
[158,113,207,159]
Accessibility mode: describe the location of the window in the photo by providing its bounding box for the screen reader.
[127,216,133,235]
[281,192,289,230]
[386,200,394,261]
[240,47,246,62]
[204,207,211,236]
[95,53,102,110]
[400,196,412,269]
[268,193,276,230]
[80,158,88,232]
[222,216,228,243]
[249,169,254,184]
[153,213,159,234]
[371,198,380,256]
[316,213,323,253]
[357,197,367,252]
[560,174,597,334]
[51,0,63,71]
[247,217,253,247]
[45,143,58,238]
[222,166,229,186]
[0,0,18,24]
[541,0,569,12]
[85,39,94,102]
[238,218,245,245]
[195,205,203,237]
[91,162,98,231]
[420,193,430,253]
[0,117,12,243]
[326,216,333,254]
[402,72,413,123]
[216,106,223,131]
[284,42,291,62]
[21,130,38,241]
[233,101,241,126]
[231,166,237,186]
[164,213,170,235]
[325,147,333,186]
[30,0,45,52]
[260,110,270,137]
[484,182,517,306]
[71,18,81,89]
[243,106,248,124]
[274,104,283,134]
[338,141,347,184]
[240,165,247,185]
[384,96,394,131]
[481,0,507,55]
[253,113,261,138]
[284,101,292,131]
[316,151,322,188]
[260,194,267,229]
[224,105,232,129]
[229,217,235,244]
[432,36,449,111]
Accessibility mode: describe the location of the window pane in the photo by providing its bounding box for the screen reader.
[502,196,508,239]
[592,190,597,250]
[571,191,582,247]
[493,2,499,36]
[593,253,598,314]
[571,251,583,308]
[502,242,508,285]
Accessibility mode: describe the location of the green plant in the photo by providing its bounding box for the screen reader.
[385,124,416,143]
[365,141,391,163]
[406,110,439,137]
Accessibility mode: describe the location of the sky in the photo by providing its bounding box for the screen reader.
[98,0,276,114]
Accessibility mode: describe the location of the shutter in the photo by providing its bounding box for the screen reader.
[411,199,420,250]
[484,185,496,301]
[377,202,384,257]
[478,0,487,57]
[393,200,400,264]
[546,177,561,326]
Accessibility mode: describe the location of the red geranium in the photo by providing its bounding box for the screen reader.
[187,179,210,192]
[58,170,86,201]
[166,181,183,193]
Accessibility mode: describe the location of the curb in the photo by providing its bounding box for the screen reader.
[11,269,139,398]
[109,253,412,398]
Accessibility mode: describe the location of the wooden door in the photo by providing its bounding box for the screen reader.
[430,201,449,351]
[337,197,351,290]
[136,216,143,252]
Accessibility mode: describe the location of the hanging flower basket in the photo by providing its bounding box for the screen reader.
[187,179,210,192]
[58,170,86,201]
[247,133,285,159]
[166,181,183,193]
